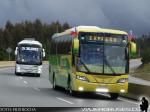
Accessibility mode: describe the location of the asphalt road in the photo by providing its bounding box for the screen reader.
[0,65,142,112]
[129,59,142,70]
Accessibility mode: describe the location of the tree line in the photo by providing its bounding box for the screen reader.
[136,34,150,63]
[0,19,70,60]
[0,19,150,63]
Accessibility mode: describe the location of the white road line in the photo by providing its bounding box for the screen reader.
[98,93,139,105]
[119,97,150,108]
[56,97,74,104]
[23,81,28,84]
[118,97,139,105]
[32,87,40,91]
[19,76,23,79]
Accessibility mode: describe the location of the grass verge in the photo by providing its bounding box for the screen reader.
[0,61,15,68]
[131,64,150,81]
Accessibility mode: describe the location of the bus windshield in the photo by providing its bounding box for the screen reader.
[77,32,128,75]
[17,46,42,65]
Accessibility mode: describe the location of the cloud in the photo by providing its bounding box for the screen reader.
[0,0,150,35]
[97,0,150,34]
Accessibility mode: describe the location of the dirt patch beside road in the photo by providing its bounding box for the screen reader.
[0,61,15,68]
[131,64,150,81]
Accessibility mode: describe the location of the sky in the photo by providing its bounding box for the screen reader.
[0,0,150,35]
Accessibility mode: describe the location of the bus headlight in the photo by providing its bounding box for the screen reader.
[117,78,128,83]
[78,87,84,91]
[76,75,89,82]
[120,89,125,93]
[38,66,42,73]
[16,66,20,72]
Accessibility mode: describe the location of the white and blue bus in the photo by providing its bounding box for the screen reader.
[15,38,45,77]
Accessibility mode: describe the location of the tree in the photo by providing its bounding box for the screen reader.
[0,19,71,60]
[137,35,150,63]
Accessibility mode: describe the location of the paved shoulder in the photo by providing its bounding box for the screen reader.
[129,76,150,86]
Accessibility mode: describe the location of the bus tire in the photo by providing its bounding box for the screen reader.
[15,71,20,76]
[36,74,40,77]
[110,93,119,100]
[52,74,58,90]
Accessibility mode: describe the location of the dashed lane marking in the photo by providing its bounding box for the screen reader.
[19,76,23,79]
[56,97,74,104]
[23,81,28,84]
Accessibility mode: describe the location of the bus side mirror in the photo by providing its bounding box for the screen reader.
[130,42,137,55]
[15,47,18,55]
[43,49,45,58]
[73,38,79,55]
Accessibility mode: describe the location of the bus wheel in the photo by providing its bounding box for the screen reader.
[36,74,40,77]
[15,71,20,76]
[110,93,119,100]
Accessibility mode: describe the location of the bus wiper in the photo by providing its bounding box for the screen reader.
[77,57,91,73]
[104,58,116,75]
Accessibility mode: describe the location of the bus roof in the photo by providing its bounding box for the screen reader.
[18,39,42,47]
[52,26,128,38]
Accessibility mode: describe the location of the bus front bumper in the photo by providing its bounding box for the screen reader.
[16,64,42,74]
[72,79,128,93]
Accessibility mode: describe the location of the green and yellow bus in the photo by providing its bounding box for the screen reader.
[49,26,136,99]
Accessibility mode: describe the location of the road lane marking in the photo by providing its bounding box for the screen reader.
[32,87,40,91]
[56,97,74,104]
[23,81,28,84]
[119,97,150,108]
[98,93,139,105]
[118,97,139,105]
[19,76,23,79]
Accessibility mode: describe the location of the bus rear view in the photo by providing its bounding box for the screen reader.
[15,38,45,77]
